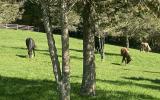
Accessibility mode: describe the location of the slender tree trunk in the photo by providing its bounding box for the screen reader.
[41,0,70,99]
[60,0,70,99]
[40,1,63,99]
[126,33,129,48]
[81,0,96,96]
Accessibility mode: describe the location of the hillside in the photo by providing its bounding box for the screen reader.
[0,29,160,100]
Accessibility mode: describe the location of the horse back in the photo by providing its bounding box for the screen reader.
[26,38,35,50]
[121,47,129,56]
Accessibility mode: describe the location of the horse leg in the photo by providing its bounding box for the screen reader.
[121,56,125,65]
[28,50,32,58]
[28,50,30,57]
[125,58,127,66]
[33,48,35,57]
[100,44,105,61]
[100,50,104,61]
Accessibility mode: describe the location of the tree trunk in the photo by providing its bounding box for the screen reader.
[40,1,63,99]
[41,0,70,100]
[60,0,70,99]
[81,0,96,96]
[126,33,129,48]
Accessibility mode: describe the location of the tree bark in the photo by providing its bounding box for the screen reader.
[81,0,96,96]
[40,1,63,99]
[60,0,70,99]
[41,0,70,99]
[126,33,129,48]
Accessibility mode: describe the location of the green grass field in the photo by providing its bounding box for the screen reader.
[0,29,160,100]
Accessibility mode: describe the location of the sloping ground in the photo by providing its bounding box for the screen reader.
[0,29,160,100]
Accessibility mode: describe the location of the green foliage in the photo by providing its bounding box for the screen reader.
[0,2,20,23]
[0,29,160,99]
[91,0,160,48]
[16,0,43,26]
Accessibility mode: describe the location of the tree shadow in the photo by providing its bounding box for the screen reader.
[105,52,121,56]
[71,75,159,100]
[0,76,58,100]
[0,76,159,100]
[1,46,26,50]
[1,46,48,52]
[69,48,83,53]
[123,69,160,75]
[71,84,158,100]
[143,70,160,74]
[111,63,121,66]
[96,79,160,91]
[41,52,83,60]
[16,54,27,58]
[69,49,121,58]
[94,90,157,100]
[122,76,160,84]
[72,75,160,91]
[57,54,83,60]
[2,46,82,60]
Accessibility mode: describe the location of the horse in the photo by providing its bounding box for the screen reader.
[26,37,36,58]
[121,47,132,65]
[95,36,105,60]
[95,36,105,53]
[140,42,151,52]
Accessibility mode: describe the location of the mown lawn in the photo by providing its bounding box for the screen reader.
[0,29,160,100]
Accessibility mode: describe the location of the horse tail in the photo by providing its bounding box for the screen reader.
[147,44,151,51]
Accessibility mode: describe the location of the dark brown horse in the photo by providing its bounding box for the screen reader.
[26,37,36,58]
[121,47,132,65]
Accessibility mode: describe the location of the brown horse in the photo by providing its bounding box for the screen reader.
[140,42,151,52]
[121,47,132,65]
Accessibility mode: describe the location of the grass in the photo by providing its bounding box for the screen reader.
[0,29,160,100]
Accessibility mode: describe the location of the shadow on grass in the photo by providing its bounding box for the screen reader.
[41,53,83,60]
[105,52,121,56]
[16,54,27,58]
[69,48,83,53]
[0,46,26,50]
[0,76,58,100]
[96,79,160,91]
[123,69,160,75]
[72,83,158,100]
[3,46,83,60]
[111,63,121,66]
[2,46,121,59]
[1,46,48,52]
[123,76,160,84]
[68,48,121,57]
[0,76,158,100]
[71,75,160,99]
[143,70,160,74]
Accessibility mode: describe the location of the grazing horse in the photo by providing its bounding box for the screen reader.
[95,36,105,60]
[95,36,105,53]
[26,38,36,58]
[140,42,151,52]
[121,47,132,65]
